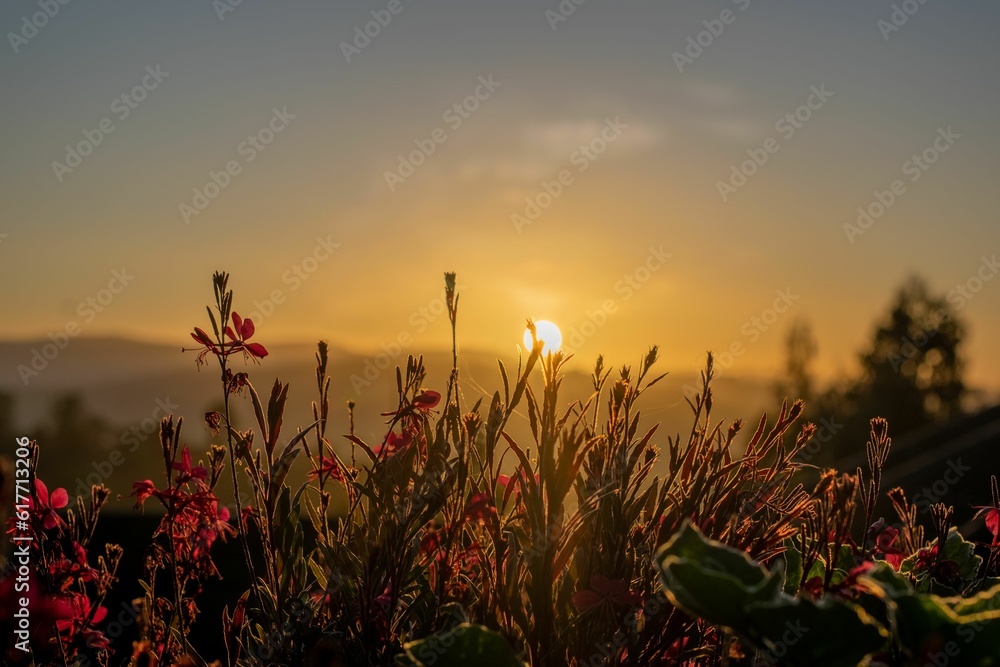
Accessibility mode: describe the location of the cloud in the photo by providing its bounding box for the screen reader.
[457,117,665,188]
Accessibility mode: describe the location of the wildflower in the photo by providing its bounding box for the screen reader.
[225,312,268,359]
[572,575,641,611]
[412,390,441,411]
[874,524,905,569]
[240,505,258,529]
[373,429,412,458]
[189,312,267,366]
[205,411,223,434]
[132,480,157,507]
[33,479,69,530]
[225,370,250,395]
[382,389,441,419]
[973,505,1000,545]
[50,542,97,589]
[171,446,208,484]
[462,492,497,525]
[57,593,109,649]
[308,454,345,483]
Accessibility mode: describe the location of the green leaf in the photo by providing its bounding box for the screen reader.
[655,523,886,665]
[402,624,525,667]
[862,564,1000,664]
[783,539,803,595]
[900,528,983,594]
[657,522,771,589]
[747,595,888,667]
[654,522,782,629]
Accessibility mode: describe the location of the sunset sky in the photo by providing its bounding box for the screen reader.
[2,1,998,390]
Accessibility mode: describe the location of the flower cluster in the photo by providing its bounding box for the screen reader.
[3,469,119,667]
[131,418,233,663]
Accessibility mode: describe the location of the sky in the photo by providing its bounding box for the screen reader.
[1,0,998,390]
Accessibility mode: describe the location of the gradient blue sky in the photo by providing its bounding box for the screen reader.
[2,0,998,389]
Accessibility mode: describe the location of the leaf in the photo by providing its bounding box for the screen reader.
[655,522,886,665]
[783,539,803,595]
[654,521,782,629]
[402,624,525,667]
[747,595,888,667]
[862,564,1000,663]
[246,380,269,445]
[266,379,289,457]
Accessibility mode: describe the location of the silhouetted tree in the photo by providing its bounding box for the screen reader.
[774,318,817,407]
[810,275,966,463]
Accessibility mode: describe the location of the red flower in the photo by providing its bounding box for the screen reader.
[420,526,443,558]
[131,480,157,507]
[913,544,939,572]
[974,505,1000,545]
[189,312,267,365]
[382,389,441,419]
[497,469,539,505]
[412,390,441,411]
[226,312,268,359]
[191,326,218,351]
[373,429,412,458]
[462,492,497,525]
[572,575,642,611]
[33,479,69,530]
[874,525,906,569]
[308,454,345,483]
[56,593,109,647]
[171,446,208,484]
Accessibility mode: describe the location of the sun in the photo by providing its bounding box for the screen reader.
[524,320,563,355]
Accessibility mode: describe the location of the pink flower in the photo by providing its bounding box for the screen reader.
[373,429,412,458]
[189,312,267,365]
[171,446,208,484]
[225,312,268,359]
[34,479,69,530]
[131,480,157,507]
[874,524,905,569]
[412,390,441,411]
[974,505,1000,545]
[308,454,346,483]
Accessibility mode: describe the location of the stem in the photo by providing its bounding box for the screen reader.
[219,356,261,605]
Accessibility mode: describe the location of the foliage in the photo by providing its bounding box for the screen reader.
[3,271,998,667]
